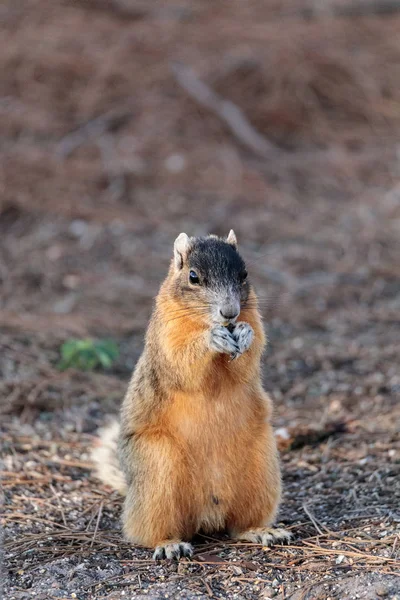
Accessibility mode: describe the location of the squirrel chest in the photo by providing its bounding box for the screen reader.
[165,386,266,530]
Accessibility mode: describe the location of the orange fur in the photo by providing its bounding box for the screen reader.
[92,234,289,556]
[119,286,282,549]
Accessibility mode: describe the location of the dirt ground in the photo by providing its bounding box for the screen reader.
[1,1,400,598]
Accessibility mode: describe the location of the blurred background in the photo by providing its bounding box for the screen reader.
[1,1,400,597]
[1,0,399,423]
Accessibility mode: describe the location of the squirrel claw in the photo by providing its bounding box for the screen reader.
[230,322,254,355]
[232,527,292,546]
[210,325,240,356]
[153,541,194,561]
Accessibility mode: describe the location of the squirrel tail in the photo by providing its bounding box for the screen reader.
[91,419,127,496]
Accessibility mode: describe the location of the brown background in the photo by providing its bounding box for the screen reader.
[1,1,400,598]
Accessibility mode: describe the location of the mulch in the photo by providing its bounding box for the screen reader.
[1,0,400,598]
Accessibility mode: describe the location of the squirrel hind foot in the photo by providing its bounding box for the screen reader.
[232,527,292,546]
[153,541,194,560]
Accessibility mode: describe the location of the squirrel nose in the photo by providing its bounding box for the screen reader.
[220,308,239,321]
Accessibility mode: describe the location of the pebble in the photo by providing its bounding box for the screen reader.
[335,554,345,564]
[69,220,88,238]
[165,153,186,173]
[261,586,276,598]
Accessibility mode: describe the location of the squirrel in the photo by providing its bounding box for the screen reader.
[92,231,290,559]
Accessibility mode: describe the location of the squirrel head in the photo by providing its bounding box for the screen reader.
[169,231,250,327]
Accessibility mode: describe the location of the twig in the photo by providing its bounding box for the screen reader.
[169,68,397,170]
[66,0,192,21]
[96,133,127,201]
[56,107,132,158]
[2,513,70,530]
[300,0,400,19]
[47,458,93,469]
[204,579,213,597]
[299,542,399,565]
[171,62,280,160]
[64,0,154,20]
[90,501,104,548]
[49,484,67,527]
[302,504,325,536]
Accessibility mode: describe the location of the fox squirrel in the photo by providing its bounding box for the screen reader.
[92,231,290,559]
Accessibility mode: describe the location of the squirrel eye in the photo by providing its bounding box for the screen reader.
[241,270,248,282]
[189,270,200,285]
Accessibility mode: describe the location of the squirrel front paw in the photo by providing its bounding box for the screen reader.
[210,325,240,357]
[230,322,254,359]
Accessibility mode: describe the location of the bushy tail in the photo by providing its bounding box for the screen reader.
[91,420,127,495]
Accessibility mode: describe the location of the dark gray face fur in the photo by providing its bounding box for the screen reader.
[173,234,250,326]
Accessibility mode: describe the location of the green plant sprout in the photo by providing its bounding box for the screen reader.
[57,338,119,371]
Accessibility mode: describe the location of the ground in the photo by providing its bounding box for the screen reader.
[1,0,400,598]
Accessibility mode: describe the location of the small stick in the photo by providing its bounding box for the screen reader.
[171,62,280,160]
[302,504,324,536]
[56,108,132,158]
[90,501,104,548]
[96,133,126,201]
[49,484,68,527]
[3,513,69,529]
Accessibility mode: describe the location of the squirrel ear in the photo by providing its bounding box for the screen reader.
[174,233,191,269]
[227,229,237,248]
